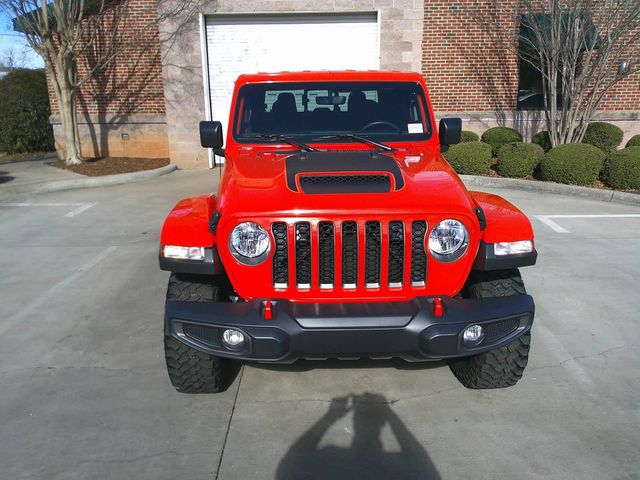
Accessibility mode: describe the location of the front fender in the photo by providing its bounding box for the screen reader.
[159,195,222,274]
[470,191,537,270]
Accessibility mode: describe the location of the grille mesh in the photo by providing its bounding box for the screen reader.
[299,174,391,194]
[410,221,427,285]
[485,318,520,342]
[365,221,381,286]
[341,221,358,287]
[295,222,312,287]
[388,221,405,286]
[272,223,289,286]
[318,222,335,286]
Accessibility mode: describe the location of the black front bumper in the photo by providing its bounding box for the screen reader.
[165,295,534,363]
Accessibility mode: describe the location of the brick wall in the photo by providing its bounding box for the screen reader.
[48,0,165,117]
[421,0,639,113]
[48,0,168,159]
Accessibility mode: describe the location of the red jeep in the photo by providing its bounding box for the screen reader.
[159,71,536,393]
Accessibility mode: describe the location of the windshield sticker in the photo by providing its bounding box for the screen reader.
[408,123,424,134]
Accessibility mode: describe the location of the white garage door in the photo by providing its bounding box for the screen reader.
[204,13,380,135]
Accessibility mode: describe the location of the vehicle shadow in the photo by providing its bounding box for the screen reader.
[0,171,15,184]
[275,393,442,480]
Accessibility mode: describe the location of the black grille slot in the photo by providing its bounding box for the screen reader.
[485,318,520,342]
[272,223,289,287]
[388,221,404,286]
[365,221,381,286]
[295,222,311,287]
[410,221,427,286]
[342,221,358,287]
[318,222,335,287]
[299,174,391,194]
[182,323,220,346]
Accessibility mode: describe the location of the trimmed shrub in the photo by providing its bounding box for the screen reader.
[481,127,523,155]
[582,122,624,151]
[496,142,544,178]
[445,141,492,175]
[0,69,54,154]
[626,135,640,148]
[539,144,606,186]
[460,130,479,143]
[531,130,552,152]
[603,147,640,190]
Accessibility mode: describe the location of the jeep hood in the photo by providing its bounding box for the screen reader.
[216,148,476,219]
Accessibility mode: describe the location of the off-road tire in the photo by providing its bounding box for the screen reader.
[164,273,238,393]
[449,269,531,389]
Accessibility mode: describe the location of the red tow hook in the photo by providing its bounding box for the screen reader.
[262,300,274,320]
[433,298,444,317]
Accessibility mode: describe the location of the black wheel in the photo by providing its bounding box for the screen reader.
[449,269,531,389]
[164,273,239,393]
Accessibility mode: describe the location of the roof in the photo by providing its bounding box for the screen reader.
[235,70,425,85]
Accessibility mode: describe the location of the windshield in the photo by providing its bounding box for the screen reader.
[233,81,432,143]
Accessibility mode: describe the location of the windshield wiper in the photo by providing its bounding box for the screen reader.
[319,134,394,152]
[252,134,317,152]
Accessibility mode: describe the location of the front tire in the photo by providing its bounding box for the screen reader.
[164,273,239,393]
[449,269,531,389]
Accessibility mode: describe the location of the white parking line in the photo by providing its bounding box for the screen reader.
[0,202,96,217]
[64,202,97,218]
[535,216,570,233]
[0,246,117,337]
[535,214,640,233]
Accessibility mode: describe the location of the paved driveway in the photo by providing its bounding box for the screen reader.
[0,171,638,479]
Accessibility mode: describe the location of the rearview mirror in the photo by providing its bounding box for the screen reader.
[439,117,462,149]
[200,121,224,150]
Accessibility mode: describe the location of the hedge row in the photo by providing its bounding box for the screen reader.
[0,69,54,154]
[445,123,639,190]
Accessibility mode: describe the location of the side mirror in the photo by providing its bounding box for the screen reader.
[199,121,224,151]
[439,117,462,148]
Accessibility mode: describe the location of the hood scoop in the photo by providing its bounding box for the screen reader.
[286,151,404,194]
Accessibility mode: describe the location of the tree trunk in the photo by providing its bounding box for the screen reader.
[58,88,83,166]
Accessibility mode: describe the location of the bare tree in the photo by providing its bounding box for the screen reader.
[470,0,639,147]
[0,45,29,70]
[0,0,196,165]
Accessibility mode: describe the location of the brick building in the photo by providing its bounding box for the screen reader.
[47,0,639,169]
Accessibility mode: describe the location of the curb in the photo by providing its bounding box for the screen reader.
[1,164,177,197]
[461,175,640,207]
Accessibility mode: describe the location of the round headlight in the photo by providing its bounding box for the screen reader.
[229,222,270,264]
[428,219,469,262]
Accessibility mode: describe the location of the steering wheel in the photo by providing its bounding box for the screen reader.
[359,121,401,133]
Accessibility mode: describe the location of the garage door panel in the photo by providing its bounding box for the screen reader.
[205,13,380,134]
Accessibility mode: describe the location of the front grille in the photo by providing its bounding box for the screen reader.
[273,219,428,292]
[295,222,311,288]
[341,221,358,288]
[388,221,405,287]
[272,223,289,288]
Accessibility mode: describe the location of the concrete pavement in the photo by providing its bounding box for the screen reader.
[0,171,638,479]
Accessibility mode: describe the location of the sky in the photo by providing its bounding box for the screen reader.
[0,12,44,68]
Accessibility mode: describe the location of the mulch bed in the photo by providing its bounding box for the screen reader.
[49,157,170,176]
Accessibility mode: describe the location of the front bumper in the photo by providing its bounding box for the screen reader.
[165,295,534,363]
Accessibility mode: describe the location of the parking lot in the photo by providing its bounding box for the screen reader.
[1,171,638,480]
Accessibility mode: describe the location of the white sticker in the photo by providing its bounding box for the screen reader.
[407,123,424,134]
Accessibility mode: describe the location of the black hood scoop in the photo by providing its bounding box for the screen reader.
[285,151,404,194]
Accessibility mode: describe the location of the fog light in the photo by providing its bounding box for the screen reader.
[462,325,484,345]
[221,329,245,350]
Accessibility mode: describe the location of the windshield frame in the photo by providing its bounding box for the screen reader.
[231,81,433,145]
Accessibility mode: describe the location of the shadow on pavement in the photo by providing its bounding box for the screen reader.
[276,393,441,480]
[0,171,15,184]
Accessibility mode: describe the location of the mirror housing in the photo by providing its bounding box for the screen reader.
[439,117,462,149]
[200,121,224,151]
